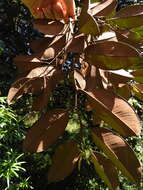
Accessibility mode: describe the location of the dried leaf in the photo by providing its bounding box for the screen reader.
[33,20,65,35]
[92,127,141,184]
[23,109,69,152]
[48,141,79,183]
[91,152,119,190]
[81,89,141,136]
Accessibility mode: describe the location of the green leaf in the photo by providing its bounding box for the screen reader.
[91,152,119,190]
[81,89,141,136]
[91,127,141,184]
[79,0,100,36]
[109,5,143,29]
[23,109,69,152]
[48,141,79,183]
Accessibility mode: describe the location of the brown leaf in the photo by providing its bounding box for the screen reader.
[92,127,141,184]
[30,37,54,53]
[48,141,79,183]
[23,109,69,152]
[66,34,86,53]
[91,152,119,190]
[90,0,117,17]
[115,29,143,48]
[85,41,141,70]
[81,89,141,136]
[14,54,43,74]
[32,68,64,111]
[41,34,66,61]
[33,20,65,35]
[74,70,86,90]
[109,5,143,29]
[7,77,44,104]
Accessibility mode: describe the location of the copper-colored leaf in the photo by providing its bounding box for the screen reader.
[23,109,69,152]
[85,41,142,70]
[30,37,54,53]
[74,70,86,90]
[109,5,143,29]
[91,152,119,190]
[33,20,65,35]
[92,127,141,184]
[90,0,117,17]
[81,89,141,136]
[48,141,79,183]
[41,34,66,61]
[7,77,44,104]
[14,54,43,74]
[131,70,143,83]
[32,68,64,111]
[115,29,143,48]
[66,34,86,53]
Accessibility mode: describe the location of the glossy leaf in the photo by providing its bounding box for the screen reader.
[14,54,43,73]
[91,127,141,184]
[23,109,69,152]
[81,89,141,136]
[7,77,44,104]
[109,5,143,29]
[79,1,100,36]
[85,41,143,70]
[74,70,86,90]
[48,141,79,183]
[32,68,64,111]
[90,0,117,17]
[33,20,65,35]
[91,152,119,190]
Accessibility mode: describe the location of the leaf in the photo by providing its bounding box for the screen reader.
[115,29,143,48]
[26,66,55,78]
[79,1,100,36]
[30,37,54,53]
[131,84,143,101]
[14,54,43,74]
[41,34,66,61]
[109,5,143,29]
[48,141,79,183]
[131,70,143,83]
[89,0,117,17]
[85,41,143,70]
[116,84,131,100]
[23,109,69,152]
[33,20,65,35]
[66,34,86,53]
[7,77,44,104]
[74,70,86,90]
[91,152,119,190]
[91,127,141,184]
[32,68,64,111]
[81,89,141,136]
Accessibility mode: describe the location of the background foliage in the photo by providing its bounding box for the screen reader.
[0,0,143,190]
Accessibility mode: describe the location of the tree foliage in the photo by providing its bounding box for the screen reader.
[6,0,143,189]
